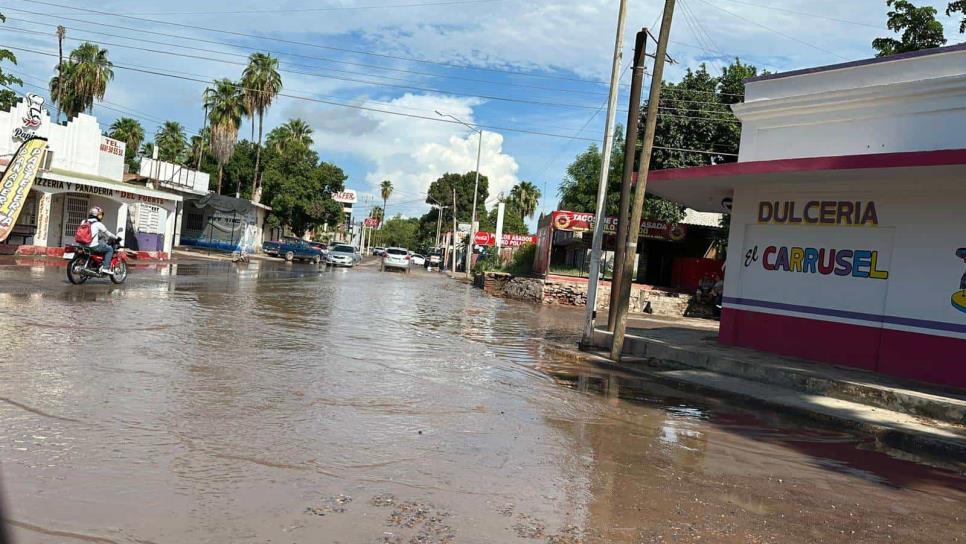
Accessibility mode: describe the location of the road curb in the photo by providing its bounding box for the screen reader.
[541,341,966,467]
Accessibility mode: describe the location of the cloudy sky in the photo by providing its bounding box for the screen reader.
[0,0,962,223]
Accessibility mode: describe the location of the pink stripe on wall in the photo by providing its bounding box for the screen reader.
[719,308,966,389]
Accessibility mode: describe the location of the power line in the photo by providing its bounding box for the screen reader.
[0,25,616,112]
[690,0,849,61]
[97,0,512,16]
[715,0,881,29]
[3,13,613,98]
[21,0,624,87]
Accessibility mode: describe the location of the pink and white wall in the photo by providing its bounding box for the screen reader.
[650,44,966,389]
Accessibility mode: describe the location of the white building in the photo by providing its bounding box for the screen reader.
[648,43,966,389]
[1,94,181,258]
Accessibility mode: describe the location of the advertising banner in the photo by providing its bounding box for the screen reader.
[363,217,380,228]
[549,210,686,241]
[0,137,48,242]
[473,231,539,248]
[332,190,357,204]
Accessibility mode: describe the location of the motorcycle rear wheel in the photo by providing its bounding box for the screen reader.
[67,256,89,284]
[110,261,128,284]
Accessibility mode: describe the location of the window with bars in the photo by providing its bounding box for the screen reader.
[186,213,204,231]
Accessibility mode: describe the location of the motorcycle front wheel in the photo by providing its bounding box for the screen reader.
[67,256,89,284]
[110,260,128,284]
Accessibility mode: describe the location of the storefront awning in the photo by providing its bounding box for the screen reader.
[39,169,183,205]
[647,148,966,213]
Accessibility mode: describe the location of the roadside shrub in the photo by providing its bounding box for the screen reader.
[503,243,536,276]
[472,251,500,276]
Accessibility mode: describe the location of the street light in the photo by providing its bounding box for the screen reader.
[436,110,482,280]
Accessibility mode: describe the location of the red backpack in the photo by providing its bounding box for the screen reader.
[75,221,94,245]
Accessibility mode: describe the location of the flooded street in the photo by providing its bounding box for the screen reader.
[1,259,964,543]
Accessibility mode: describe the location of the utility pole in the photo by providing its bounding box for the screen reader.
[435,110,482,281]
[608,28,648,331]
[451,187,458,276]
[611,0,676,360]
[581,0,629,347]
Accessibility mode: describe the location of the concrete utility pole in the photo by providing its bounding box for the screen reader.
[608,28,649,331]
[581,0,630,347]
[611,0,676,360]
[436,110,482,280]
[451,187,458,276]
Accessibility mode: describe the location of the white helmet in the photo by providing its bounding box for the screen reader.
[89,206,103,218]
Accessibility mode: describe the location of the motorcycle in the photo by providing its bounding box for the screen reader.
[64,235,129,285]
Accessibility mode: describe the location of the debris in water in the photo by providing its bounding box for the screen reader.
[512,513,546,539]
[306,494,353,515]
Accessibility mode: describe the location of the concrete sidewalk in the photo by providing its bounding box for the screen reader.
[583,316,966,461]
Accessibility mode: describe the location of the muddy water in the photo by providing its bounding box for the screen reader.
[0,259,963,543]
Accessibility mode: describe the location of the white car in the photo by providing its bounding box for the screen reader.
[381,247,411,273]
[410,254,426,266]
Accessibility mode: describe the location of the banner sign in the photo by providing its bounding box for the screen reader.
[549,210,687,241]
[332,190,357,204]
[0,137,48,242]
[474,231,539,247]
[363,217,380,228]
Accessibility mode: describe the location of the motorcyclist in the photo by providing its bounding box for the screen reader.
[83,206,118,275]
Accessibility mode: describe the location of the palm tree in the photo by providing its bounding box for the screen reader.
[204,78,244,195]
[189,127,211,168]
[281,118,313,149]
[67,42,113,114]
[140,142,155,158]
[240,52,282,198]
[380,179,393,228]
[154,121,187,163]
[108,117,144,168]
[55,25,65,122]
[49,61,84,120]
[509,181,541,220]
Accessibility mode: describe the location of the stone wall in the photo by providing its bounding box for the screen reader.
[479,272,692,317]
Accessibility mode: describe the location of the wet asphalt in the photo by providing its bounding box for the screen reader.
[0,256,964,543]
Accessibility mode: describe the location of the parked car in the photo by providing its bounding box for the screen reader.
[327,244,359,267]
[307,241,328,256]
[381,247,411,273]
[410,253,426,266]
[372,247,386,257]
[263,237,323,263]
[426,251,443,270]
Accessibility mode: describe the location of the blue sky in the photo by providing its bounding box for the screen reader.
[0,0,962,226]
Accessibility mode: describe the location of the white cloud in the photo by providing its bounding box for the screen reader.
[294,93,520,215]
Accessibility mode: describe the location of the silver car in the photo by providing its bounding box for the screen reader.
[381,247,411,273]
[327,244,358,267]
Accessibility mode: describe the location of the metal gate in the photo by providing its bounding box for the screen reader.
[63,195,89,244]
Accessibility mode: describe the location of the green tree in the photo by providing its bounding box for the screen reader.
[0,13,21,111]
[204,78,245,194]
[108,117,145,171]
[424,171,488,225]
[265,118,313,154]
[65,42,113,114]
[240,52,282,197]
[221,140,258,199]
[949,1,966,32]
[873,0,946,56]
[261,144,346,236]
[49,61,83,120]
[373,216,419,249]
[139,141,154,158]
[154,121,187,163]
[370,206,384,221]
[380,179,394,223]
[189,127,211,169]
[508,181,541,220]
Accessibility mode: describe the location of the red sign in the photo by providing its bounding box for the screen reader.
[363,217,380,227]
[474,232,539,248]
[549,210,687,241]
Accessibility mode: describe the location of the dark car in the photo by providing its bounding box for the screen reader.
[262,237,323,263]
